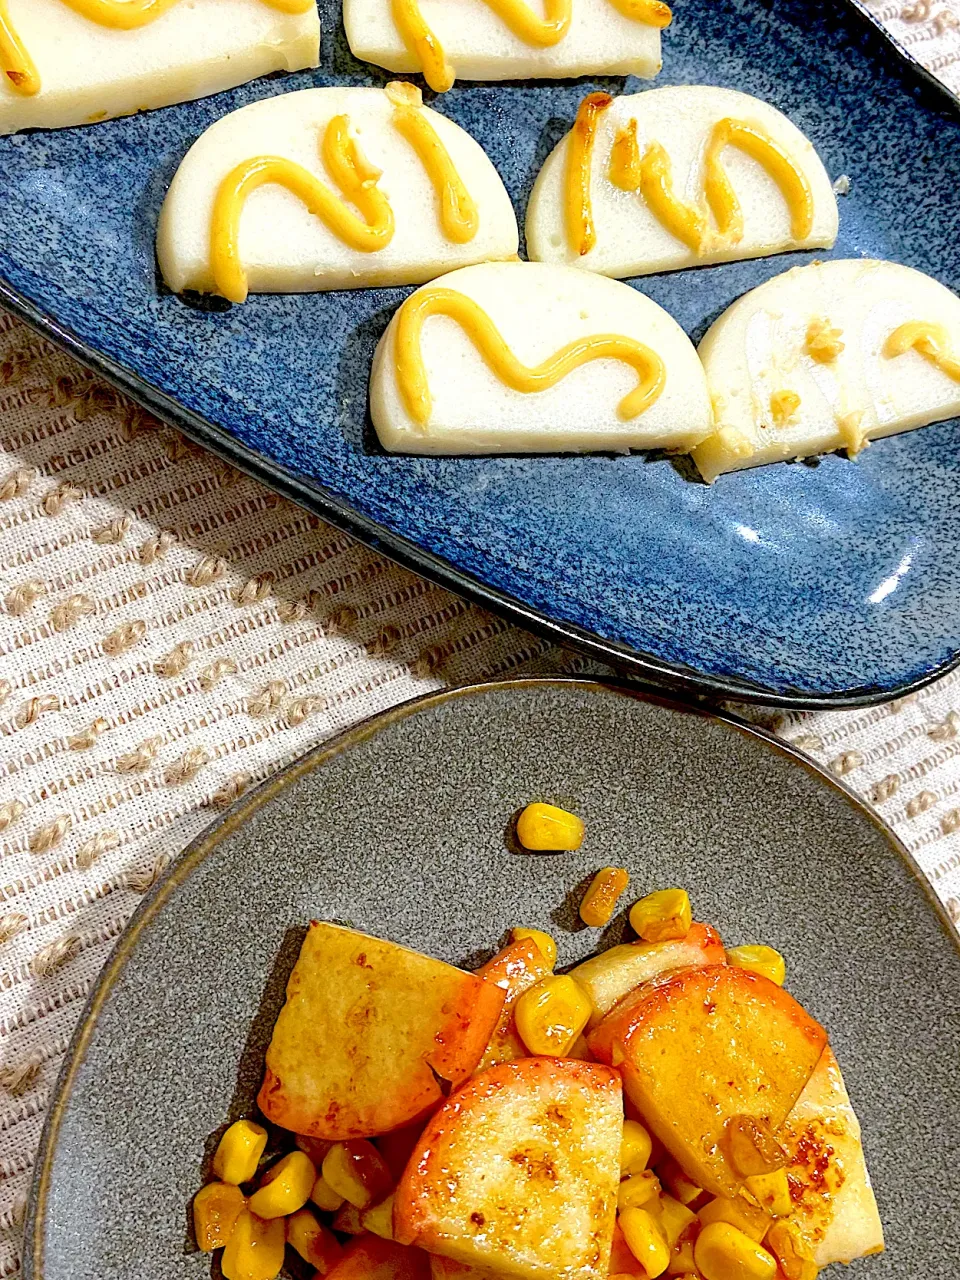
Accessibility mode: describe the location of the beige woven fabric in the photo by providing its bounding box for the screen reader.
[2,8,960,1271]
[864,0,960,96]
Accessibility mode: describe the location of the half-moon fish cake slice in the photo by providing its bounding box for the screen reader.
[343,0,669,94]
[692,258,960,482]
[370,261,712,455]
[526,85,838,278]
[0,0,320,135]
[157,83,519,301]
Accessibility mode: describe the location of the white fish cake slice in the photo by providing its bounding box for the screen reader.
[526,85,837,278]
[370,261,712,455]
[778,1047,884,1268]
[0,0,320,136]
[692,258,960,482]
[157,84,519,299]
[343,0,667,94]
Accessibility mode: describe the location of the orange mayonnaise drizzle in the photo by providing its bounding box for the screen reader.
[394,286,666,428]
[566,92,612,256]
[883,321,960,382]
[390,0,671,94]
[703,118,814,244]
[211,115,394,305]
[386,81,479,245]
[0,0,313,97]
[570,99,814,256]
[210,87,480,304]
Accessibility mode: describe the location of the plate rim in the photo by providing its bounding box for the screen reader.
[2,1,960,713]
[21,673,960,1280]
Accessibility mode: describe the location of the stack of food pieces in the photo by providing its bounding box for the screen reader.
[191,873,883,1279]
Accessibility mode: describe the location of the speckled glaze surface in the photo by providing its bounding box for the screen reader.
[24,679,960,1279]
[2,2,960,705]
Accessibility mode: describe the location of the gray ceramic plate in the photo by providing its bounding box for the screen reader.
[24,680,960,1278]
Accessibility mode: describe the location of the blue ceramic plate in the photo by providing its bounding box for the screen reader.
[2,0,959,707]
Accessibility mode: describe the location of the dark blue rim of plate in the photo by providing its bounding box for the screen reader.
[21,675,960,1279]
[3,0,959,713]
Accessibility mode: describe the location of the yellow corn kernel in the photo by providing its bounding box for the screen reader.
[361,1192,396,1240]
[212,1119,268,1186]
[629,889,691,943]
[698,1195,772,1243]
[620,1119,653,1176]
[620,1207,671,1279]
[516,802,584,851]
[665,1235,698,1276]
[193,1181,246,1251]
[510,927,558,968]
[580,866,630,927]
[805,319,844,364]
[655,1194,697,1248]
[248,1151,316,1219]
[658,1156,703,1206]
[515,975,592,1056]
[221,1209,285,1280]
[695,1222,777,1280]
[765,1222,818,1280]
[726,945,786,987]
[310,1171,345,1212]
[286,1207,343,1274]
[321,1139,392,1209]
[618,1170,661,1211]
[745,1169,792,1217]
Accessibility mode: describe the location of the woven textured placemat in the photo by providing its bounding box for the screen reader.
[2,4,960,1271]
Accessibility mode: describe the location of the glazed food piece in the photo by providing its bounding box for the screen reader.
[258,922,505,1138]
[0,0,320,135]
[568,922,725,1026]
[778,1046,884,1266]
[526,86,837,278]
[693,258,960,481]
[370,261,713,455]
[587,964,828,1198]
[394,1057,622,1280]
[157,82,518,302]
[343,0,669,94]
[475,937,554,1070]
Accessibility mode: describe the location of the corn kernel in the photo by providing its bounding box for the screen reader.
[698,1196,772,1243]
[510,927,557,968]
[618,1171,661,1211]
[322,1139,392,1209]
[665,1233,698,1276]
[655,1194,697,1249]
[695,1222,777,1280]
[361,1192,396,1239]
[745,1169,792,1217]
[515,975,592,1056]
[658,1157,703,1206]
[765,1222,818,1280]
[580,867,630,927]
[286,1207,343,1274]
[620,1120,653,1176]
[212,1119,268,1186]
[310,1171,345,1212]
[629,890,691,943]
[620,1207,671,1279]
[221,1209,285,1280]
[725,1115,786,1177]
[516,802,584,851]
[248,1151,316,1219]
[726,945,786,987]
[193,1181,246,1251]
